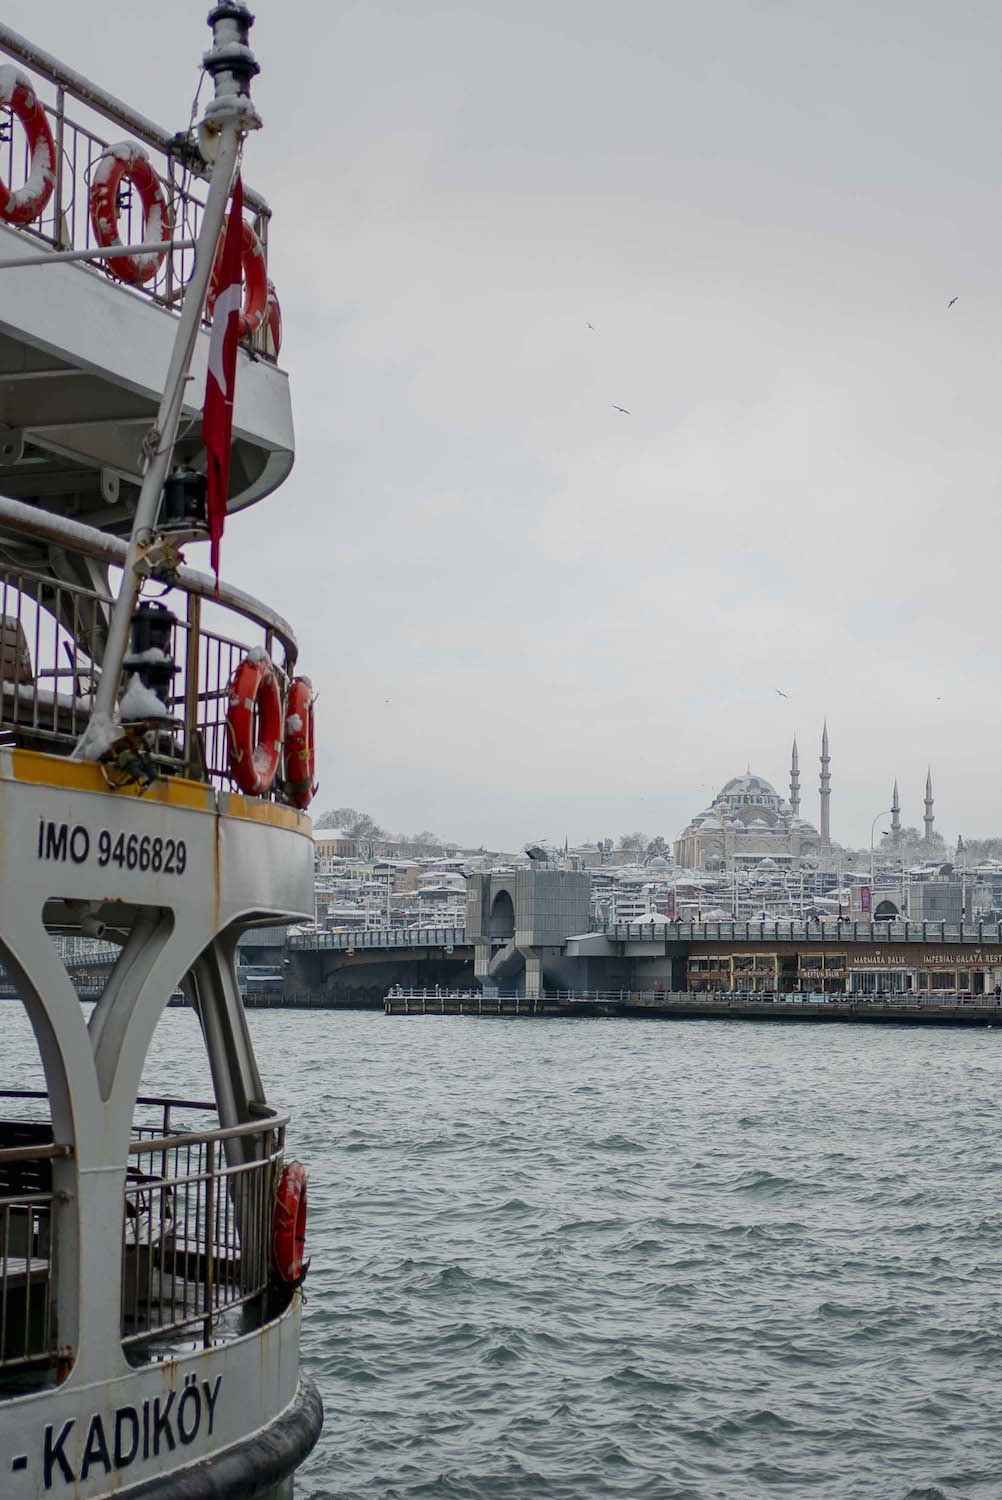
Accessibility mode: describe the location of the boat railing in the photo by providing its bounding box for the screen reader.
[0,1133,69,1379]
[0,497,299,797]
[0,24,276,358]
[123,1109,287,1351]
[0,1091,288,1377]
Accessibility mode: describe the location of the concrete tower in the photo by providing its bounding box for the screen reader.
[790,736,800,816]
[924,768,934,842]
[891,778,901,841]
[819,720,831,849]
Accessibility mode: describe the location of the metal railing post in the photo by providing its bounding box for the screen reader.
[203,1140,215,1349]
[165,155,176,307]
[184,591,201,776]
[53,84,66,246]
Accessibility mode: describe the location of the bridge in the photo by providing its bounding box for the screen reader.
[279,915,1002,1008]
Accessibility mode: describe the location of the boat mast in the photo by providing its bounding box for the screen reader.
[80,2,261,751]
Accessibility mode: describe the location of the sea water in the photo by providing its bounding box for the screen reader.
[10,1007,1002,1498]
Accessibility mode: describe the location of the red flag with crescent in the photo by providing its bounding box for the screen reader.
[203,174,244,582]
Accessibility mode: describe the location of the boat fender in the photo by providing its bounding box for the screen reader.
[284,676,315,810]
[89,141,172,284]
[207,214,268,339]
[225,649,283,796]
[0,65,56,226]
[273,1160,309,1284]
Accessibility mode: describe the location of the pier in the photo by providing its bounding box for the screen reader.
[383,987,1002,1026]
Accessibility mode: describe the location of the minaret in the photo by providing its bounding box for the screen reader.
[891,778,901,841]
[924,769,934,842]
[819,720,830,850]
[790,736,800,816]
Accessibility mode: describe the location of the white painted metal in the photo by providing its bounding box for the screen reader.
[0,238,196,270]
[0,1296,304,1496]
[0,221,293,508]
[0,762,313,1370]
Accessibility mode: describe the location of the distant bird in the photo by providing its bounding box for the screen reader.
[612,405,631,415]
[775,689,790,700]
[948,297,958,307]
[587,322,596,330]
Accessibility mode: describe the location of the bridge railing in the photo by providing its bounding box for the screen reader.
[289,927,468,951]
[601,919,1002,946]
[293,919,1002,951]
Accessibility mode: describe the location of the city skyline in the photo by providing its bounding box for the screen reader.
[315,723,994,856]
[12,0,1002,850]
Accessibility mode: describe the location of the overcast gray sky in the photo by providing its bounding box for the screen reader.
[9,1,1002,849]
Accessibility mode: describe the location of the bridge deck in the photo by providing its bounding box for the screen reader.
[291,919,1002,953]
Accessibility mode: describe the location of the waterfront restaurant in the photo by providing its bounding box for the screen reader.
[684,944,1002,997]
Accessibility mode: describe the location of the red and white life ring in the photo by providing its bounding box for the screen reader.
[284,676,315,810]
[225,650,283,796]
[272,1160,309,1284]
[89,141,172,285]
[0,66,56,226]
[207,217,267,339]
[265,278,282,357]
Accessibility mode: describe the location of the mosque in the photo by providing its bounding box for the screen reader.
[674,727,938,871]
[674,725,829,871]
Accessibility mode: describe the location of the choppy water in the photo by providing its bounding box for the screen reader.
[9,1007,1002,1498]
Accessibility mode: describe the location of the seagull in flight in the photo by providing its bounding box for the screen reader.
[775,688,790,700]
[948,297,958,307]
[612,404,631,415]
[587,322,596,330]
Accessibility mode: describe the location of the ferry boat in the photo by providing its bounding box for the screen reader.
[0,7,322,1496]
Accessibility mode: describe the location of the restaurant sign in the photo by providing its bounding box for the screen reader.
[849,949,999,969]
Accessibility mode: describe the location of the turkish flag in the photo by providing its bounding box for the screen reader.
[203,174,244,582]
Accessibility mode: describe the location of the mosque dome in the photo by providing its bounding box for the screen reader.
[714,774,784,814]
[674,734,828,872]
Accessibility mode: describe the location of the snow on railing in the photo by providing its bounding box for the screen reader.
[0,503,299,796]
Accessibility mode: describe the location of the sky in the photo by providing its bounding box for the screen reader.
[6,0,1002,851]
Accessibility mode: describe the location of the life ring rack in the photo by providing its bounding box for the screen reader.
[0,65,57,226]
[225,649,283,796]
[272,1160,309,1284]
